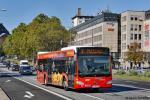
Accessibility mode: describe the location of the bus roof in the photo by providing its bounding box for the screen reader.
[37,50,75,60]
[37,46,109,59]
[61,46,95,53]
[37,52,49,54]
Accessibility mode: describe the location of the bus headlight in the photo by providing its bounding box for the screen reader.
[76,81,84,85]
[107,80,112,84]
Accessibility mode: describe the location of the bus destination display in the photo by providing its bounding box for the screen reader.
[77,47,109,56]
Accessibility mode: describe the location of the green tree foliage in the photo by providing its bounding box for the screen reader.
[3,36,13,55]
[125,42,144,68]
[68,29,77,45]
[2,14,72,59]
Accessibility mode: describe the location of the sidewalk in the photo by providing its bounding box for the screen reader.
[0,88,10,100]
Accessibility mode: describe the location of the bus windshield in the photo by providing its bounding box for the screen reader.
[78,56,110,76]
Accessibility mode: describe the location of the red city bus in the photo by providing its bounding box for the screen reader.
[36,46,112,90]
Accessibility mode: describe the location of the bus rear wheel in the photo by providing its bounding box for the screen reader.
[44,75,48,86]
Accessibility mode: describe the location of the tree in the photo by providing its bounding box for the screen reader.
[68,29,77,45]
[2,36,13,55]
[3,13,73,60]
[125,42,144,69]
[11,23,27,58]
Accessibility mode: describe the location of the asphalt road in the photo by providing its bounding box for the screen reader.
[0,67,150,100]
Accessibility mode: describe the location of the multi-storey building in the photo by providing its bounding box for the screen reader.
[121,10,145,67]
[143,10,150,67]
[71,9,150,68]
[72,9,121,61]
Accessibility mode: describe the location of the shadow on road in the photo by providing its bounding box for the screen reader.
[45,84,143,93]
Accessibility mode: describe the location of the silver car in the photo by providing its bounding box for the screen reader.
[0,63,6,67]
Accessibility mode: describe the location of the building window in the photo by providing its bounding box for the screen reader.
[122,43,126,50]
[122,25,126,32]
[130,34,133,40]
[135,24,138,31]
[94,36,97,42]
[79,20,82,24]
[98,35,102,41]
[122,34,126,41]
[131,17,134,20]
[145,30,149,40]
[93,26,102,33]
[134,34,137,40]
[139,25,142,31]
[139,34,141,40]
[130,24,133,31]
[135,17,138,21]
[122,16,126,21]
[98,26,102,32]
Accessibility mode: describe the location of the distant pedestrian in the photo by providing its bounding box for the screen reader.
[7,61,10,70]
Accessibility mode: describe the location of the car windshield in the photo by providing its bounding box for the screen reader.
[22,62,28,65]
[78,56,110,76]
[22,67,31,70]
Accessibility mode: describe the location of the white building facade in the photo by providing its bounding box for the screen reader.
[121,10,145,68]
[143,10,150,67]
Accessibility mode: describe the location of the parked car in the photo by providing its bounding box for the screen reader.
[19,65,33,75]
[0,62,6,67]
[135,67,150,73]
[11,64,19,71]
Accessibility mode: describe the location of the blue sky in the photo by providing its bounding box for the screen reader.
[0,0,150,32]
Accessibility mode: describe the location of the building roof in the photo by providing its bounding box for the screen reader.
[121,10,145,14]
[72,12,120,32]
[72,15,94,19]
[0,23,9,37]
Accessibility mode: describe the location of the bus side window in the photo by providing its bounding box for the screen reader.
[70,61,75,75]
[68,61,75,75]
[65,61,69,74]
[38,64,42,72]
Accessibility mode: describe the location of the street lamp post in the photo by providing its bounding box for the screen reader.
[0,9,6,11]
[0,8,6,22]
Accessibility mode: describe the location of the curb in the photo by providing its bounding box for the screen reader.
[0,88,10,100]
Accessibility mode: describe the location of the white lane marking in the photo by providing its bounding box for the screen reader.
[18,77,106,100]
[5,80,11,83]
[15,78,72,100]
[125,81,137,83]
[24,95,32,99]
[24,91,34,98]
[82,93,105,100]
[26,91,34,96]
[113,84,150,90]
